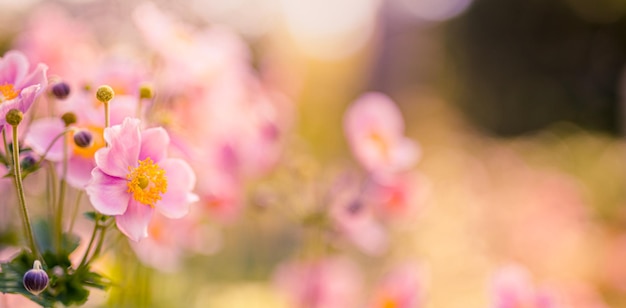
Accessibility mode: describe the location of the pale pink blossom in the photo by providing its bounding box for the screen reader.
[344,92,419,176]
[491,265,565,308]
[85,118,198,241]
[0,50,48,129]
[367,172,429,222]
[25,92,138,188]
[369,264,425,308]
[130,207,220,272]
[274,258,362,308]
[15,4,98,88]
[330,175,388,255]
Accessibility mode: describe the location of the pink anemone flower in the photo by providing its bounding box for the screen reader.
[274,257,362,308]
[26,92,139,188]
[0,50,48,128]
[344,92,419,176]
[369,264,425,308]
[491,265,564,308]
[85,117,198,241]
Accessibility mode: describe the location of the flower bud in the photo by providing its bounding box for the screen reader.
[61,112,77,126]
[23,260,48,295]
[51,82,71,100]
[6,109,23,126]
[21,155,37,170]
[73,130,93,148]
[96,85,114,103]
[139,83,154,99]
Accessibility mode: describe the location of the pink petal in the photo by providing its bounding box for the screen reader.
[64,156,96,189]
[116,200,154,242]
[15,63,48,90]
[344,92,404,141]
[24,118,66,162]
[0,51,28,85]
[139,127,169,162]
[109,95,138,125]
[0,85,41,127]
[95,118,141,177]
[156,158,196,218]
[85,168,130,215]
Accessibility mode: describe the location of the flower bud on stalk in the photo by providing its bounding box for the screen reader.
[61,112,77,126]
[51,82,71,100]
[73,130,93,148]
[6,109,23,126]
[96,85,114,103]
[23,260,48,295]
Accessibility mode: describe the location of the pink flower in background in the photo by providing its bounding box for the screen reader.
[274,257,362,308]
[367,172,430,222]
[369,264,425,308]
[0,50,48,128]
[26,91,139,188]
[491,265,564,308]
[344,92,419,176]
[15,4,98,87]
[130,207,220,272]
[85,118,198,241]
[330,175,388,255]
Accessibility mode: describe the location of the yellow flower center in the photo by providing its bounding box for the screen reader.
[69,126,105,159]
[127,157,167,206]
[369,131,390,161]
[0,83,19,102]
[380,297,398,308]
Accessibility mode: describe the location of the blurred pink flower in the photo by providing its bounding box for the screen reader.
[367,172,430,222]
[274,257,362,308]
[15,4,99,88]
[369,264,425,308]
[130,207,220,272]
[85,118,198,241]
[25,92,138,188]
[133,2,249,91]
[344,92,419,176]
[491,265,564,308]
[0,50,48,129]
[330,175,388,255]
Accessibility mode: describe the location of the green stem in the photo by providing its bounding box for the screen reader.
[68,191,83,234]
[2,129,9,161]
[78,218,100,269]
[34,129,71,167]
[55,130,69,252]
[10,125,39,259]
[104,101,110,128]
[88,224,108,265]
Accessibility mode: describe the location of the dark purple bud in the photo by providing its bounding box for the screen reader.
[73,130,93,148]
[51,82,71,100]
[21,155,37,170]
[23,260,48,295]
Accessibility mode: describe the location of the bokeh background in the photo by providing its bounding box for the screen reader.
[1,0,626,307]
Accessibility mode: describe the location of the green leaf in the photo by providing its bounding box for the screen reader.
[33,220,81,255]
[83,211,98,221]
[0,250,111,307]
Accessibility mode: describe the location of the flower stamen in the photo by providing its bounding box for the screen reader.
[0,83,19,102]
[127,158,167,206]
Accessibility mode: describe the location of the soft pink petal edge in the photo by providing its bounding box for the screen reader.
[116,200,154,242]
[85,168,130,215]
[24,118,66,162]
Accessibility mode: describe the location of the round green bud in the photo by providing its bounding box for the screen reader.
[96,85,115,103]
[139,83,154,99]
[6,109,23,126]
[61,112,77,126]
